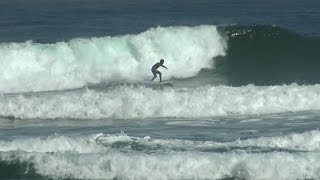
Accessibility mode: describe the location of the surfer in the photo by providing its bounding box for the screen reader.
[151,59,168,82]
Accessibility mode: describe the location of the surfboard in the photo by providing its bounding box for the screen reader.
[160,80,173,84]
[159,80,174,87]
[139,80,173,88]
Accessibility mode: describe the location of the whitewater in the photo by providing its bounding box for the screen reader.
[2,84,320,120]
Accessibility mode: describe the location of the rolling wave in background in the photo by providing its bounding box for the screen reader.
[216,25,320,85]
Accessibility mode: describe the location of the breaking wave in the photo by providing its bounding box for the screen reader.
[0,25,226,93]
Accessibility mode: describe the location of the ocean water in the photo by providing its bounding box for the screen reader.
[1,0,320,179]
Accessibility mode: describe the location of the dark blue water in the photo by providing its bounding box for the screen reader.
[0,0,319,43]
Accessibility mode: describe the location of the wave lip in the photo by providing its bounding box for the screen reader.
[0,25,226,93]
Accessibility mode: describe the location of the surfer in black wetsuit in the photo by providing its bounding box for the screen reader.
[151,59,168,82]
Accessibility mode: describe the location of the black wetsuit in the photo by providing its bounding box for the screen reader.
[151,62,167,82]
[151,63,161,75]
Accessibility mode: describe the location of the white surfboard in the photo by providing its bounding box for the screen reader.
[140,80,173,88]
[160,80,173,84]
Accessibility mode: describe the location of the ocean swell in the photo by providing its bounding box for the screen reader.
[215,25,320,85]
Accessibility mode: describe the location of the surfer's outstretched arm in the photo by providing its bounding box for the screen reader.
[161,65,168,69]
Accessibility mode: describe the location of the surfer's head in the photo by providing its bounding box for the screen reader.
[160,59,164,64]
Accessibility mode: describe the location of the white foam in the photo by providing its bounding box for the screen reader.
[1,84,320,119]
[0,134,105,153]
[1,148,320,180]
[1,130,320,179]
[0,25,226,93]
[237,129,320,151]
[93,130,320,152]
[2,130,320,155]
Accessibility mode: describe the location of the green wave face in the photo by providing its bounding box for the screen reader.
[215,25,320,86]
[0,159,43,179]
